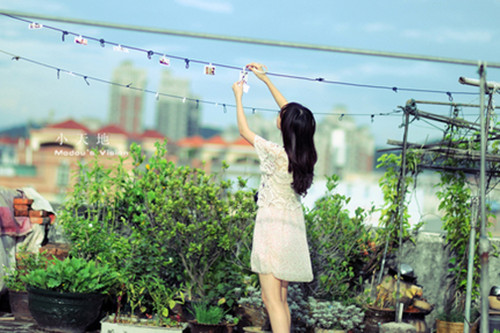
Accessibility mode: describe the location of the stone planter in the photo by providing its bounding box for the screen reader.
[100,315,186,333]
[8,289,33,321]
[28,286,104,333]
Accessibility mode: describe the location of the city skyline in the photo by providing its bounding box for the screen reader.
[108,60,147,134]
[156,69,200,141]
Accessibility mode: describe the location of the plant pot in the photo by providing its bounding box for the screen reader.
[100,315,186,333]
[189,320,226,333]
[237,304,268,328]
[225,323,237,333]
[28,286,104,333]
[8,289,34,321]
[363,306,395,333]
[436,319,478,333]
[242,327,271,333]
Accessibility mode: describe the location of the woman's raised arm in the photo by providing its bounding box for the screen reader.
[246,63,288,109]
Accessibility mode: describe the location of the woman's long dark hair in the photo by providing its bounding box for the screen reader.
[280,102,317,196]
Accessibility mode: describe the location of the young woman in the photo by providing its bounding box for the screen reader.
[232,63,317,333]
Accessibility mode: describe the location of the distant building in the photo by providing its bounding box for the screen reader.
[0,119,170,203]
[315,106,375,178]
[108,61,147,135]
[222,107,375,179]
[155,70,200,141]
[177,134,260,187]
[0,137,20,166]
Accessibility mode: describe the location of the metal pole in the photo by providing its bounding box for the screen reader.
[377,235,390,285]
[459,77,500,91]
[478,62,490,333]
[464,198,478,333]
[394,104,411,322]
[413,100,500,109]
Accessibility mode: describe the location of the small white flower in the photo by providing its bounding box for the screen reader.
[88,223,93,228]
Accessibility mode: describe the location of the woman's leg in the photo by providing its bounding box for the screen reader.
[280,280,290,329]
[259,274,290,333]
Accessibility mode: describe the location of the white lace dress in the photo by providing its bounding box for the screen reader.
[251,135,313,282]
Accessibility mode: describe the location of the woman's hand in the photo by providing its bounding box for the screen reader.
[246,62,287,109]
[232,80,244,100]
[246,62,268,82]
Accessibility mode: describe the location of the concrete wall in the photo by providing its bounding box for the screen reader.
[393,232,500,328]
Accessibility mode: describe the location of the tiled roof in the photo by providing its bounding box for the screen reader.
[141,129,165,139]
[232,137,253,146]
[0,137,19,145]
[48,119,90,132]
[97,124,129,135]
[205,135,227,145]
[177,135,204,148]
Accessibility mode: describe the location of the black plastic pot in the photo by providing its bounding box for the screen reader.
[27,286,104,333]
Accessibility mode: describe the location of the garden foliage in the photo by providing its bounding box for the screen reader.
[22,256,118,294]
[58,141,255,316]
[305,175,376,303]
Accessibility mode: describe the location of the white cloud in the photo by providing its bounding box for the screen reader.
[362,22,394,34]
[402,27,493,44]
[437,28,493,43]
[1,0,67,13]
[335,61,439,80]
[174,0,233,14]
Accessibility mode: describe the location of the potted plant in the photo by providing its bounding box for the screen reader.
[223,314,240,333]
[435,304,479,333]
[21,256,118,333]
[237,284,268,329]
[101,276,187,333]
[2,249,47,321]
[307,297,365,333]
[189,301,230,333]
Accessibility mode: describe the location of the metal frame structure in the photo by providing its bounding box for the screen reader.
[388,71,499,333]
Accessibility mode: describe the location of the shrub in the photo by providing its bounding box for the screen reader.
[305,175,375,302]
[58,141,255,316]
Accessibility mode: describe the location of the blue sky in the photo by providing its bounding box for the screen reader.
[1,0,499,146]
